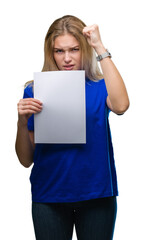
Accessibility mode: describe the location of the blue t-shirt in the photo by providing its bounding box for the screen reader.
[23,78,118,203]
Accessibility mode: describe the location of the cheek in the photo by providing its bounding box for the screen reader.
[77,54,82,66]
[54,54,61,66]
[53,54,57,62]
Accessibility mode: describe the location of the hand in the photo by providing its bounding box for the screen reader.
[17,98,43,126]
[82,24,106,54]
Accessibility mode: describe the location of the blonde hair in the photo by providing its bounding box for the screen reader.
[25,15,103,87]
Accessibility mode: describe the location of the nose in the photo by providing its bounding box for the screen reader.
[64,51,71,63]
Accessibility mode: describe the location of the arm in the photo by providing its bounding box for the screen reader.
[15,98,42,168]
[83,25,130,114]
[15,123,34,168]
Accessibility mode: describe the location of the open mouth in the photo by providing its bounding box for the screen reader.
[63,65,74,70]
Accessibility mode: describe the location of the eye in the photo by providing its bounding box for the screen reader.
[54,49,63,54]
[71,48,79,52]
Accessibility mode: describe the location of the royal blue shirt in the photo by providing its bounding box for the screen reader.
[23,78,118,203]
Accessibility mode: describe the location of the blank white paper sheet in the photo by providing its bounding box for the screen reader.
[34,70,86,143]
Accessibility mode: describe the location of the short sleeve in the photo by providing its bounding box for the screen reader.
[101,79,108,99]
[23,83,34,131]
[101,79,111,115]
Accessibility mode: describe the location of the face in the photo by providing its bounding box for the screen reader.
[53,33,82,71]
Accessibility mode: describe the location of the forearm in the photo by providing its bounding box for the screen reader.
[15,121,34,168]
[82,25,129,114]
[16,97,42,167]
[95,45,130,113]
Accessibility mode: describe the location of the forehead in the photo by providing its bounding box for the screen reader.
[54,33,79,49]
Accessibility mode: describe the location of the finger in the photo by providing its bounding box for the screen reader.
[82,27,90,35]
[83,31,90,37]
[18,109,41,115]
[20,98,42,105]
[83,25,94,33]
[17,101,43,114]
[18,107,42,117]
[18,104,42,113]
[22,101,42,109]
[18,99,42,109]
[23,98,42,103]
[83,25,99,35]
[83,30,93,39]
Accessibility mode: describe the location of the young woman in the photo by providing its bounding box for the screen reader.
[15,15,129,240]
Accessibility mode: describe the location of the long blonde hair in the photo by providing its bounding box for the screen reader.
[25,15,103,87]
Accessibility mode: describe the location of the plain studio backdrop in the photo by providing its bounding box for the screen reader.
[0,0,144,239]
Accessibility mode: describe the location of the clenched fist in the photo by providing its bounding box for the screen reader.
[82,24,106,55]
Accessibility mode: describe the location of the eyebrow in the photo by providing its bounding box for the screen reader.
[53,45,80,50]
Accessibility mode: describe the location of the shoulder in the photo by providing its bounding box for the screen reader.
[86,78,107,91]
[23,82,34,98]
[86,78,105,85]
[86,78,108,101]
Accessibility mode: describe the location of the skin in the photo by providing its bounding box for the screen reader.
[83,25,129,114]
[15,24,129,168]
[53,34,82,71]
[16,98,42,167]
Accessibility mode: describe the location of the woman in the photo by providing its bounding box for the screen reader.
[16,15,129,240]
